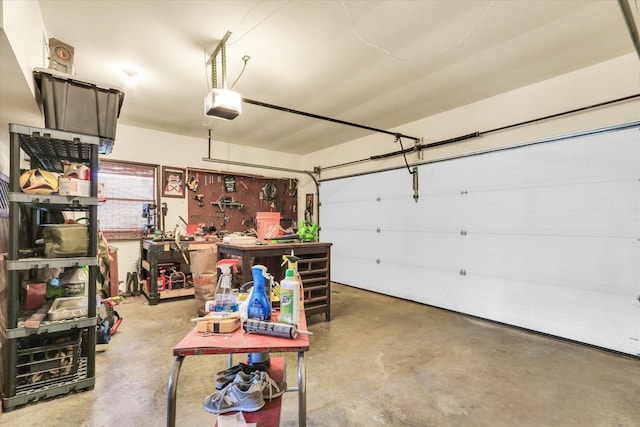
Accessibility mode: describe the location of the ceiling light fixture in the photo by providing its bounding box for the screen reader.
[122,68,138,86]
[205,31,242,120]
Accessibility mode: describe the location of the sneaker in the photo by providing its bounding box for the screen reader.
[215,363,266,390]
[203,381,265,414]
[234,370,287,400]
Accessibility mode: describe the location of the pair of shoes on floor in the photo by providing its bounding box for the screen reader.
[203,381,264,414]
[203,370,287,414]
[215,362,267,390]
[235,370,287,401]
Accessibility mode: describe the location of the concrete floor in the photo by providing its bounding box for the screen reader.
[1,283,639,426]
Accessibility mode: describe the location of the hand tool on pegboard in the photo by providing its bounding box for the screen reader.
[262,182,278,201]
[287,178,297,197]
[172,223,190,264]
[187,173,199,191]
[161,202,167,232]
[224,175,236,192]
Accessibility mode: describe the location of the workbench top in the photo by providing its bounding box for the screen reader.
[173,313,309,357]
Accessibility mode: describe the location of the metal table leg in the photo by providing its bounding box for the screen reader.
[167,355,185,427]
[298,351,306,427]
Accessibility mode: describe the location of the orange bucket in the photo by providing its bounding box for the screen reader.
[256,212,281,240]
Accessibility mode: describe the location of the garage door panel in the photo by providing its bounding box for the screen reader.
[464,180,638,235]
[456,274,638,355]
[321,198,379,229]
[445,129,639,191]
[378,232,464,272]
[321,228,380,261]
[322,173,383,202]
[378,193,469,230]
[320,124,640,355]
[461,235,639,293]
[373,171,473,228]
[358,264,462,305]
[326,229,464,286]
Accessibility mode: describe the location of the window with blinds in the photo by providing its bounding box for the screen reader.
[98,160,158,240]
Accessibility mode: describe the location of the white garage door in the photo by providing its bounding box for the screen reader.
[320,123,640,356]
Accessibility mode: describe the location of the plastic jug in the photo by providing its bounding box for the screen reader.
[282,253,304,309]
[247,265,272,321]
[279,268,299,325]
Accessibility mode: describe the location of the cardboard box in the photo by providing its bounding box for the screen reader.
[196,317,241,333]
[58,177,90,197]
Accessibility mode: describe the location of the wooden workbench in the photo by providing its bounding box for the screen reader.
[139,239,217,305]
[217,241,332,320]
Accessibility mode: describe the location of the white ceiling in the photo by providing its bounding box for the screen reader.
[31,0,637,155]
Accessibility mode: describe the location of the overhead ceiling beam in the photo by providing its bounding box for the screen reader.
[618,0,640,60]
[242,97,422,143]
[206,31,232,65]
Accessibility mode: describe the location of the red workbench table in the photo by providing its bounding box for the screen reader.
[167,313,310,427]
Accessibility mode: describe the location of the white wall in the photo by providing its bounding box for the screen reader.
[0,0,48,172]
[0,0,46,96]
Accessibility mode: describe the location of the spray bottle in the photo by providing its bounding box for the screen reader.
[210,259,239,312]
[247,265,272,321]
[282,253,304,309]
[246,265,272,368]
[279,269,300,325]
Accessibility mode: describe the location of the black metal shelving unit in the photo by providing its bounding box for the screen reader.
[3,124,99,410]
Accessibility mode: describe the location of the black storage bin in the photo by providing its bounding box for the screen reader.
[15,329,83,391]
[33,67,124,154]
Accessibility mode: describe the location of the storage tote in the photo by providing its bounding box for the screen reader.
[33,67,125,154]
[42,223,89,258]
[15,329,82,391]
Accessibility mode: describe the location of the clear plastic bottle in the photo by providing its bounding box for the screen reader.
[212,261,238,312]
[279,268,299,325]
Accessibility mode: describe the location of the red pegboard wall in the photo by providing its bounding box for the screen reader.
[186,169,298,233]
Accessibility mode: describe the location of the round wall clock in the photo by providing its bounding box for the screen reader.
[54,45,72,61]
